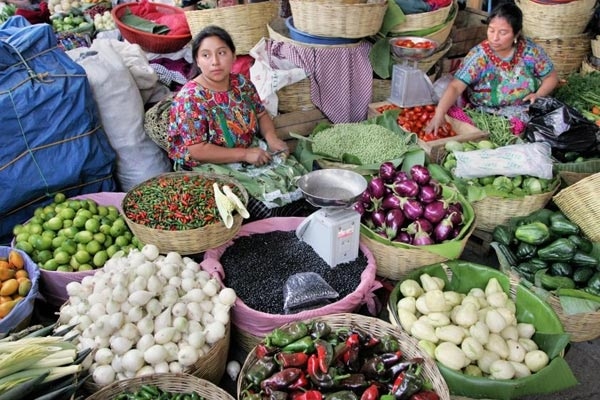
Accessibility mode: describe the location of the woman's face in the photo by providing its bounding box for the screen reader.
[487,16,516,53]
[195,35,235,83]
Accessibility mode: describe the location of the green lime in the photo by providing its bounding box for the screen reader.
[12,224,25,236]
[15,232,30,244]
[77,209,93,220]
[62,226,79,239]
[56,265,73,272]
[59,207,76,220]
[28,234,42,248]
[103,235,113,247]
[54,193,66,204]
[46,216,63,231]
[70,257,81,270]
[15,241,33,254]
[92,250,108,267]
[34,208,44,218]
[107,206,119,219]
[114,235,130,247]
[85,219,100,233]
[75,230,93,244]
[61,239,78,255]
[63,219,73,228]
[132,236,143,250]
[41,230,56,240]
[106,244,119,258]
[73,215,87,229]
[36,249,53,265]
[109,224,125,238]
[28,223,43,235]
[52,236,66,248]
[43,259,58,271]
[74,250,91,264]
[93,232,106,244]
[43,205,55,215]
[53,250,70,265]
[85,240,102,255]
[35,236,53,251]
[78,264,94,271]
[68,200,82,210]
[97,206,108,217]
[99,224,112,235]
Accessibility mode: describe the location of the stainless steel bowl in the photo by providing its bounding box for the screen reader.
[389,36,439,61]
[295,169,368,208]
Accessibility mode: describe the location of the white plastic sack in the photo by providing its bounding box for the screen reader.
[67,41,171,192]
[249,37,307,116]
[454,142,553,179]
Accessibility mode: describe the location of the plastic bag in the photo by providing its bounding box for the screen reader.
[283,272,339,314]
[523,97,600,161]
[454,142,553,179]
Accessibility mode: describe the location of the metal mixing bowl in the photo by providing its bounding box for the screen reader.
[389,36,439,60]
[295,169,367,208]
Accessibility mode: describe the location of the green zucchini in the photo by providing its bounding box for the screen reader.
[427,163,453,184]
[549,262,573,278]
[573,267,595,286]
[514,221,551,245]
[537,238,577,262]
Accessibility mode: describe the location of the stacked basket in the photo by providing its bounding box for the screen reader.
[516,0,596,78]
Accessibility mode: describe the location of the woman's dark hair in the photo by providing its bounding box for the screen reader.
[487,2,523,37]
[189,25,236,78]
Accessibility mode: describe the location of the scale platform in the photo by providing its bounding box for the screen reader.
[389,62,436,108]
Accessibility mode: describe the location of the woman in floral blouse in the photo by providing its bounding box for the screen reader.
[426,2,559,134]
[168,26,312,220]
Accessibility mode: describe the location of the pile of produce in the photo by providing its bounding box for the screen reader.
[50,10,94,33]
[464,110,524,146]
[493,209,600,303]
[394,274,550,379]
[57,244,235,386]
[113,384,207,400]
[357,163,469,245]
[375,104,458,142]
[239,320,441,400]
[437,140,557,201]
[12,194,139,272]
[554,71,600,126]
[0,250,33,319]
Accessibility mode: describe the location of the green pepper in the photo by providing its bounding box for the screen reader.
[515,242,537,260]
[573,267,595,286]
[492,225,515,246]
[515,221,551,245]
[282,336,315,353]
[373,334,400,353]
[244,356,278,389]
[265,322,309,347]
[567,234,594,254]
[537,238,577,262]
[309,320,332,340]
[549,262,573,278]
[571,251,599,268]
[549,212,580,236]
[391,362,425,399]
[537,270,576,290]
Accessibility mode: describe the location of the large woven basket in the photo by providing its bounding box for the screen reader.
[277,78,315,113]
[531,33,592,79]
[185,2,279,55]
[122,172,248,255]
[267,16,363,48]
[85,373,234,400]
[553,172,600,242]
[516,0,596,37]
[472,182,560,233]
[288,0,388,39]
[237,313,451,400]
[390,1,454,34]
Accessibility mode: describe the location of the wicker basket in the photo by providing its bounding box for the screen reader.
[289,0,388,39]
[516,0,596,37]
[185,1,279,55]
[531,33,592,79]
[122,172,248,255]
[85,373,234,400]
[112,3,192,54]
[267,16,363,48]
[390,2,454,34]
[277,78,315,113]
[472,182,560,233]
[553,172,600,242]
[424,9,457,46]
[581,58,598,75]
[237,313,451,400]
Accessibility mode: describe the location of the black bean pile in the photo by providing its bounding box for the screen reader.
[221,230,368,314]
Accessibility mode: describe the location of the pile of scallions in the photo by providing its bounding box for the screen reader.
[57,244,236,386]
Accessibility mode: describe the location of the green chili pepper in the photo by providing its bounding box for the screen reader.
[244,356,278,389]
[266,322,309,347]
[282,335,315,353]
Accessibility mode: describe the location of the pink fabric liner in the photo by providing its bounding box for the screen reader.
[202,217,382,337]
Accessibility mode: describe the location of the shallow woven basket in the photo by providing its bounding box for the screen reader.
[289,0,388,39]
[185,1,278,55]
[472,182,560,233]
[277,78,315,113]
[122,172,248,255]
[85,373,234,400]
[503,268,600,342]
[423,8,457,46]
[234,325,264,353]
[553,172,600,242]
[531,33,592,79]
[390,2,453,34]
[516,0,596,37]
[237,313,451,400]
[267,16,363,48]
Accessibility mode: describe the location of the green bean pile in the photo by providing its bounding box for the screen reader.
[312,123,410,164]
[465,109,518,147]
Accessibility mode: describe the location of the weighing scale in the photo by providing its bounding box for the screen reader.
[388,37,439,108]
[295,169,367,268]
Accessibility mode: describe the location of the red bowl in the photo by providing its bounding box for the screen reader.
[112,2,191,54]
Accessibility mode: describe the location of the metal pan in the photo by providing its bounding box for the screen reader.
[295,169,368,208]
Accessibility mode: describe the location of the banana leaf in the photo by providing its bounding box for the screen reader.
[388,260,576,399]
[360,185,475,259]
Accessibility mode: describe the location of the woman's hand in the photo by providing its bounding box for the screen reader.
[244,147,272,166]
[523,93,539,103]
[265,135,289,155]
[425,111,447,135]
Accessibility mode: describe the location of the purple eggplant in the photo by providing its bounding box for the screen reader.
[390,178,419,198]
[446,210,464,227]
[368,177,386,199]
[382,194,402,210]
[418,184,439,204]
[371,209,386,229]
[379,162,397,183]
[433,214,454,242]
[413,225,435,246]
[423,200,448,224]
[402,198,424,220]
[410,164,431,185]
[448,202,463,213]
[429,179,443,197]
[360,190,372,205]
[353,202,366,215]
[394,231,413,244]
[385,209,405,239]
[404,218,432,235]
[395,171,409,182]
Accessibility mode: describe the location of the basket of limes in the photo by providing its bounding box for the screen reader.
[11,192,140,307]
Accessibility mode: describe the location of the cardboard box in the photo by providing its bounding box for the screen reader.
[367,101,489,163]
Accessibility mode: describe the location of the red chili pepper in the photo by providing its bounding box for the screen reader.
[342,333,360,366]
[410,390,440,400]
[290,390,323,400]
[288,371,309,390]
[360,383,379,400]
[315,339,333,373]
[392,370,406,394]
[307,354,320,376]
[275,351,309,368]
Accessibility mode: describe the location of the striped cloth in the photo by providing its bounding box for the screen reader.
[266,40,374,123]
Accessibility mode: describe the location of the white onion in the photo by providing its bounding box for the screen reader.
[122,349,145,373]
[144,344,168,365]
[94,348,114,365]
[92,364,115,386]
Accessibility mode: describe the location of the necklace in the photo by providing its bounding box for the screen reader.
[482,39,525,71]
